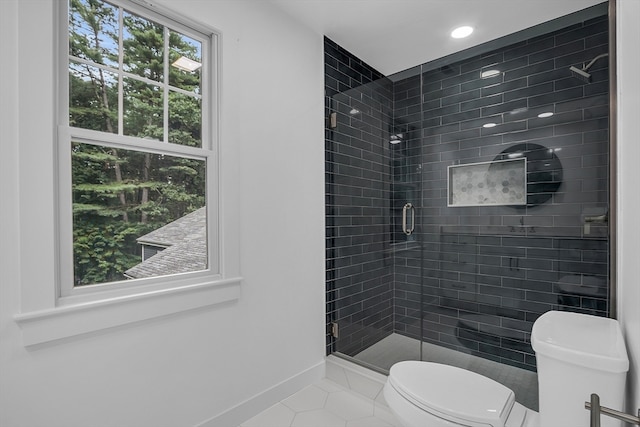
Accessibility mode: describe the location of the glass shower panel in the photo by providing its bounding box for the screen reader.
[326,77,405,364]
[414,11,610,410]
[324,5,610,409]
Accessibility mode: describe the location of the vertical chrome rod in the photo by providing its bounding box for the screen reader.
[589,393,601,427]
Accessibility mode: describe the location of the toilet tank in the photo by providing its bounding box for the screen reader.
[531,311,629,427]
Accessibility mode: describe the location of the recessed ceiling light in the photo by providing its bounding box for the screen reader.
[451,26,474,39]
[483,123,497,128]
[538,112,554,118]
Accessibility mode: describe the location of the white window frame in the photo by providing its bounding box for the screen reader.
[13,0,241,347]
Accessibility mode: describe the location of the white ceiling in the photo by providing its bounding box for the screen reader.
[270,0,605,76]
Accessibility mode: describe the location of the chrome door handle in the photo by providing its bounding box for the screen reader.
[402,203,415,236]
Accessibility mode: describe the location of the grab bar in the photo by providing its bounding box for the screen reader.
[402,203,415,236]
[585,393,640,426]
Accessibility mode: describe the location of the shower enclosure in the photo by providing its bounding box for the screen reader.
[325,2,612,410]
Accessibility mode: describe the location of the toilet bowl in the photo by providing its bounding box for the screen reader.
[384,361,534,427]
[384,311,629,427]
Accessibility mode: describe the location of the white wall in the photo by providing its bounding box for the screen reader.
[0,1,325,426]
[1,0,638,425]
[617,0,640,414]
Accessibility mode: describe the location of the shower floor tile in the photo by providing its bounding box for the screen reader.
[239,378,399,427]
[352,333,539,411]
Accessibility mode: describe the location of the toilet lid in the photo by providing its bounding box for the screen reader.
[388,361,516,427]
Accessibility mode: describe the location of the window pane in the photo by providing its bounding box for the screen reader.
[169,91,202,147]
[69,61,119,133]
[69,0,119,69]
[123,77,163,139]
[123,10,164,82]
[71,142,207,286]
[169,30,202,94]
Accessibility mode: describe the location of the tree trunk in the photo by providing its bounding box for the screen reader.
[140,153,151,224]
[86,17,129,223]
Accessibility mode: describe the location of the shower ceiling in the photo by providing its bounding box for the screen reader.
[270,0,604,75]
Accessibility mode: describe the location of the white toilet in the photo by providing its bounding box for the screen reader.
[384,311,629,427]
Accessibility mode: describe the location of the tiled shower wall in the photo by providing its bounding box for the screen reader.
[324,38,395,355]
[392,13,609,371]
[325,9,610,371]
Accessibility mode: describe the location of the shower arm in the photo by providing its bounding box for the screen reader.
[582,53,609,71]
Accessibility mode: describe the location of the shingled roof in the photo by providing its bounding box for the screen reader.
[124,207,207,279]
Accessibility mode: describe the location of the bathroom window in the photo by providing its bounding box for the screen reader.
[60,0,219,298]
[13,0,239,348]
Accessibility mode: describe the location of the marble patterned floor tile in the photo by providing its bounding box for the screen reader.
[239,378,398,427]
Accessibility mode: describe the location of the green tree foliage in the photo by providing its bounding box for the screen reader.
[69,0,205,286]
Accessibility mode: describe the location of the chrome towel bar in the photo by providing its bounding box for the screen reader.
[585,393,640,426]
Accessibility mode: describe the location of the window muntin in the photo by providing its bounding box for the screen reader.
[71,141,207,286]
[68,0,205,146]
[64,0,215,291]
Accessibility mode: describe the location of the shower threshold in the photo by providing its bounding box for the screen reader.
[339,333,539,411]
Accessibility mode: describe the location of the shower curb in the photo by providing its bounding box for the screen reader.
[325,354,390,408]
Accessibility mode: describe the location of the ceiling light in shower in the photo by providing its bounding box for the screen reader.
[481,69,501,78]
[451,26,474,39]
[483,122,497,128]
[349,108,360,115]
[390,134,403,144]
[538,112,554,118]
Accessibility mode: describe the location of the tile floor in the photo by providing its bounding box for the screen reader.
[239,333,540,427]
[239,378,399,427]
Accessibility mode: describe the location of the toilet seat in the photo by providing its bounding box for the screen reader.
[388,361,517,427]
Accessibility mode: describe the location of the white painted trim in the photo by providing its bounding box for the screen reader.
[14,0,240,337]
[195,360,325,427]
[14,276,242,347]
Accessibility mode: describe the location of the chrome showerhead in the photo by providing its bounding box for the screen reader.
[570,65,591,82]
[390,133,403,144]
[569,53,609,83]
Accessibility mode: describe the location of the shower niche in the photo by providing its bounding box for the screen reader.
[448,158,527,207]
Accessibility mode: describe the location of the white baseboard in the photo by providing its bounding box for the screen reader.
[195,360,325,427]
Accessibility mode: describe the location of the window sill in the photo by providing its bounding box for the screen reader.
[14,277,242,347]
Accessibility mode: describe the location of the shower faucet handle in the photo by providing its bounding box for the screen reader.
[584,214,608,223]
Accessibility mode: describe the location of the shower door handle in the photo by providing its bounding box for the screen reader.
[402,203,415,236]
